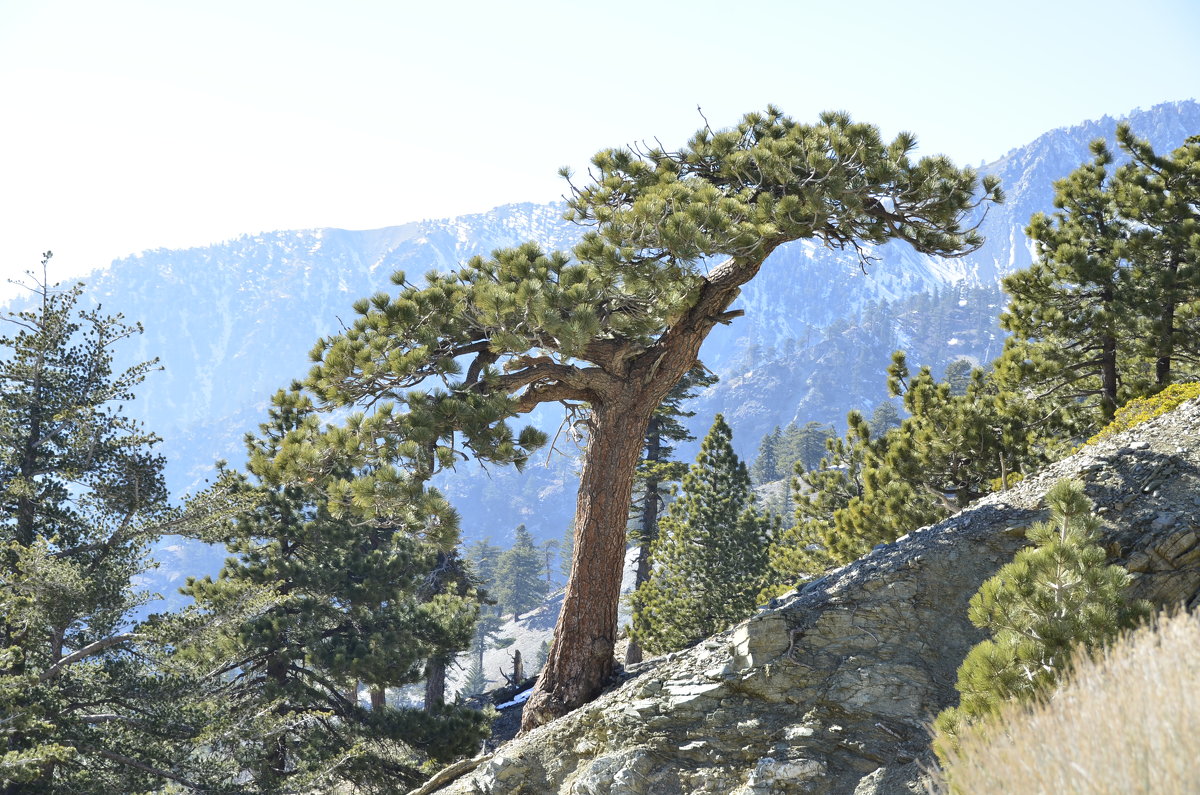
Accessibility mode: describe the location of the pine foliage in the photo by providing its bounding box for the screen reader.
[933,479,1150,758]
[765,354,1052,594]
[630,415,774,655]
[998,126,1200,430]
[176,388,488,792]
[0,264,236,792]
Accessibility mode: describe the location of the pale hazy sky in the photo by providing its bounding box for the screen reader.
[1,0,1197,300]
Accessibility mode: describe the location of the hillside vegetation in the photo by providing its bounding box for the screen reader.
[1,104,1197,793]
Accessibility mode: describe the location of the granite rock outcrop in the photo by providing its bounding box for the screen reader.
[422,398,1200,795]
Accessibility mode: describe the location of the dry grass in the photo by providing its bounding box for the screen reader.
[929,609,1200,794]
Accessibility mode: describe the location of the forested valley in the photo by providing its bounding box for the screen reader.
[2,104,1198,793]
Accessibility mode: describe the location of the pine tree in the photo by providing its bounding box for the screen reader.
[301,108,1000,729]
[465,538,502,591]
[558,523,575,583]
[458,660,487,700]
[626,364,717,664]
[492,525,547,619]
[998,127,1200,430]
[0,264,230,792]
[867,400,902,436]
[998,140,1135,425]
[629,415,775,655]
[178,388,488,792]
[534,640,551,673]
[933,479,1150,759]
[784,421,838,474]
[763,411,874,595]
[539,538,561,589]
[764,353,1053,594]
[750,426,783,484]
[1114,126,1200,388]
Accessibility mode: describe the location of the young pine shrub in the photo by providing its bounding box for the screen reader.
[932,478,1149,759]
[929,609,1200,794]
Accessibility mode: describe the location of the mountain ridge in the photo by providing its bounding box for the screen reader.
[5,101,1196,590]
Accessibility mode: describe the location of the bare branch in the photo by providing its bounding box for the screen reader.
[41,634,142,682]
[80,745,202,790]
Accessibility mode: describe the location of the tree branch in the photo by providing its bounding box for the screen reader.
[80,745,201,790]
[40,634,142,682]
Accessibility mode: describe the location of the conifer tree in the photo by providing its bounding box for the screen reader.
[933,479,1149,758]
[750,426,783,484]
[299,108,1000,728]
[1114,126,1200,388]
[0,263,229,792]
[626,364,717,664]
[629,415,775,655]
[558,523,575,583]
[539,538,560,589]
[998,140,1135,425]
[764,354,1052,594]
[458,660,486,700]
[783,421,838,473]
[534,640,551,673]
[492,525,547,619]
[867,400,902,436]
[763,411,874,594]
[178,388,488,792]
[465,538,502,591]
[998,127,1200,429]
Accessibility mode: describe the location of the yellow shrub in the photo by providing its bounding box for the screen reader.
[1086,382,1200,446]
[988,471,1025,492]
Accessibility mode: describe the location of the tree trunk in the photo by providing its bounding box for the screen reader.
[520,252,769,734]
[264,654,290,782]
[520,398,655,729]
[371,686,386,711]
[423,658,445,712]
[1155,256,1179,388]
[1101,333,1119,421]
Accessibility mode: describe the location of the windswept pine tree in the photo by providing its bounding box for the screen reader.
[629,415,775,655]
[299,108,1000,729]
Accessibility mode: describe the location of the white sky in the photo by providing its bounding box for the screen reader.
[1,0,1197,301]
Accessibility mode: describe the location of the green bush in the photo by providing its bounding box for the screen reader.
[933,479,1149,761]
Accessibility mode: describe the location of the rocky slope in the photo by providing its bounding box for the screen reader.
[420,397,1200,795]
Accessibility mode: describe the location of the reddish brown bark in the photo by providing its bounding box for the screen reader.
[520,252,772,733]
[520,397,653,728]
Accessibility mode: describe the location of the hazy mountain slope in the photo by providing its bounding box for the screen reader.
[8,102,1192,585]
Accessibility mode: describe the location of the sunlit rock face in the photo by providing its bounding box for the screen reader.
[426,398,1200,794]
